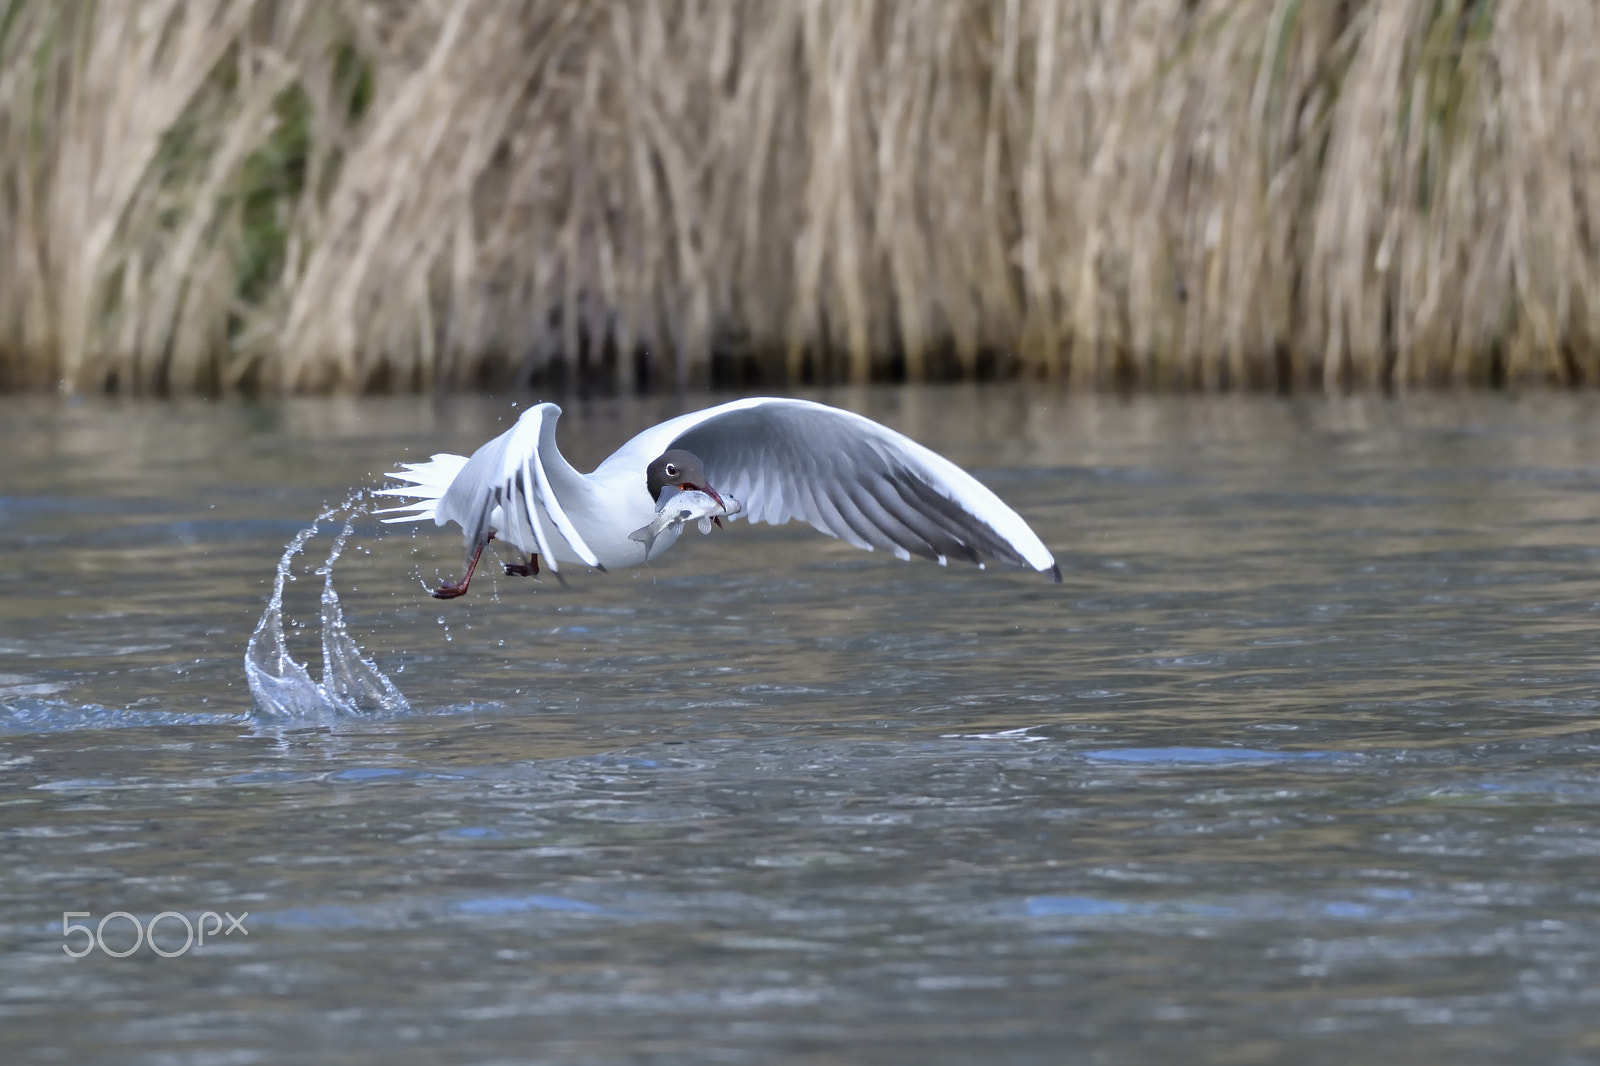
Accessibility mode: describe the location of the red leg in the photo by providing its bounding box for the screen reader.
[503,553,540,578]
[431,540,488,599]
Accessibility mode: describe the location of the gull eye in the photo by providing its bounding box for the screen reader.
[663,463,679,478]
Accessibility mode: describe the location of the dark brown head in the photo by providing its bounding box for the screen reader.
[645,449,723,506]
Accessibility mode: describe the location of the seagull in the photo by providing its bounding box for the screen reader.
[375,397,1059,598]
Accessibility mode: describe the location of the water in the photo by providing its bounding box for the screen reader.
[244,494,408,720]
[2,388,1599,1064]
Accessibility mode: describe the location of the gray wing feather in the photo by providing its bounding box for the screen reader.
[667,401,1055,576]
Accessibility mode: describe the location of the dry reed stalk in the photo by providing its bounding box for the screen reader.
[1,0,1599,395]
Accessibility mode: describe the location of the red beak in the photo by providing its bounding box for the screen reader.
[682,482,726,528]
[682,482,725,510]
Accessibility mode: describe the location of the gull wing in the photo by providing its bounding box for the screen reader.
[660,399,1059,579]
[379,403,600,572]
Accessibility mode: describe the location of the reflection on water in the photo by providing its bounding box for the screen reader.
[3,388,1600,1064]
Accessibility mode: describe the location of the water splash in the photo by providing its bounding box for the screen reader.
[244,492,409,720]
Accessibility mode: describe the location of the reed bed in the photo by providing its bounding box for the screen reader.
[0,0,1596,395]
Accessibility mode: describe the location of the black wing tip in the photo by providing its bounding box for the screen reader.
[1047,563,1062,583]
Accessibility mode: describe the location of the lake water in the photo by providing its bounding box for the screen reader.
[2,387,1598,1064]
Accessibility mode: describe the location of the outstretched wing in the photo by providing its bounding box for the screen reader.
[375,403,601,572]
[660,399,1059,579]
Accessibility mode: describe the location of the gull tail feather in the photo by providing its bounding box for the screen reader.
[374,454,470,524]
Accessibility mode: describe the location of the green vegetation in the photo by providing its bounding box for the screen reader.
[0,0,1593,394]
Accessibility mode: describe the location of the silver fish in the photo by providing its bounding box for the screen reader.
[629,489,743,559]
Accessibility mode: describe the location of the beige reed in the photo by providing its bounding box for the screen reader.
[0,0,1595,394]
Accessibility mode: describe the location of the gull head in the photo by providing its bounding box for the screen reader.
[645,449,725,510]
